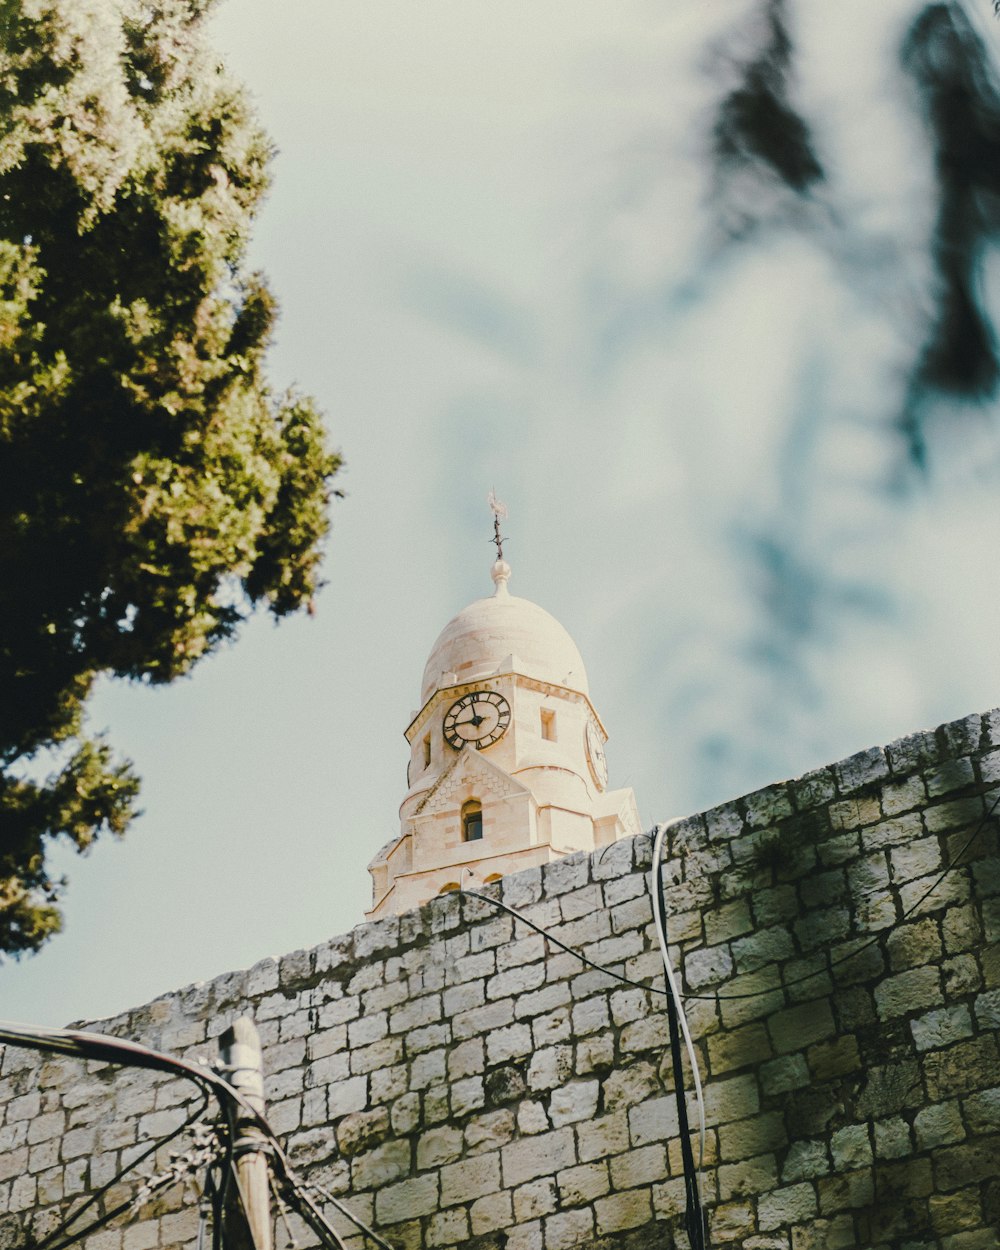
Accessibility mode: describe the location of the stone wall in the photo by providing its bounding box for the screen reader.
[1,708,999,1250]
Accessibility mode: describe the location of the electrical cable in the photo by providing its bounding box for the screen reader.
[33,1088,211,1250]
[651,823,708,1250]
[464,785,999,1003]
[0,1024,395,1250]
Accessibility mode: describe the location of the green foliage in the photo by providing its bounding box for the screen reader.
[0,0,341,956]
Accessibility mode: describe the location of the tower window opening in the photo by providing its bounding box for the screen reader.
[423,734,431,768]
[540,708,556,741]
[462,799,483,842]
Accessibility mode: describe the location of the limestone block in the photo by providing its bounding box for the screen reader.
[447,1037,484,1081]
[913,1100,964,1149]
[443,981,484,1017]
[806,1037,861,1081]
[794,907,850,953]
[760,1054,810,1095]
[570,996,610,1036]
[719,1111,787,1162]
[328,1075,368,1119]
[962,1087,1000,1135]
[815,833,858,869]
[710,1201,755,1242]
[837,746,890,793]
[627,1095,679,1147]
[409,1048,448,1090]
[924,797,985,834]
[617,1014,668,1058]
[25,1111,63,1147]
[496,932,546,972]
[512,1176,558,1222]
[881,775,927,817]
[767,1001,836,1054]
[926,758,976,798]
[416,1126,463,1170]
[800,869,847,910]
[350,1036,404,1075]
[390,994,442,1034]
[829,1125,872,1170]
[873,966,942,1020]
[406,1023,451,1056]
[855,1060,922,1118]
[890,836,943,884]
[781,1139,829,1183]
[318,995,361,1027]
[595,1186,654,1235]
[685,944,735,989]
[719,1152,780,1199]
[887,918,942,971]
[246,957,279,996]
[829,796,880,832]
[450,1076,485,1117]
[703,1073,761,1125]
[447,950,496,988]
[470,1188,513,1235]
[758,1182,818,1230]
[350,1139,411,1191]
[815,1167,874,1213]
[559,884,603,923]
[487,964,545,1001]
[501,1127,576,1187]
[527,1046,573,1092]
[548,1081,599,1128]
[707,1023,773,1075]
[532,1008,571,1048]
[516,1099,550,1135]
[872,1116,911,1159]
[543,1206,594,1250]
[486,1023,532,1065]
[453,999,513,1042]
[924,1035,1000,1100]
[375,1174,439,1225]
[465,1110,515,1155]
[973,987,1000,1029]
[932,1137,1000,1190]
[426,1206,469,1248]
[789,1214,855,1249]
[910,1005,973,1051]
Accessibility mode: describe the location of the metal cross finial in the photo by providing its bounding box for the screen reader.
[487,489,508,560]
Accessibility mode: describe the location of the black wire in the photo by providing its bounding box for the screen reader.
[35,1088,211,1250]
[465,784,999,1002]
[0,1023,391,1250]
[654,848,706,1250]
[215,1098,236,1250]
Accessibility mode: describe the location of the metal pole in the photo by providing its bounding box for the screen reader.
[218,1017,272,1250]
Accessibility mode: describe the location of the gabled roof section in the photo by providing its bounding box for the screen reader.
[414,744,532,817]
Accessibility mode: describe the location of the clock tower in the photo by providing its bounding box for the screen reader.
[367,551,641,918]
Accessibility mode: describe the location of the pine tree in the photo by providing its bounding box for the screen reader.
[0,0,340,955]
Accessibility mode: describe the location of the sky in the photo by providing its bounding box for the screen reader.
[5,0,1000,1028]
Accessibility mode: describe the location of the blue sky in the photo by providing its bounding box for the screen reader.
[5,0,1000,1027]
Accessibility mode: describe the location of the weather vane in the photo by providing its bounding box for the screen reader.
[487,489,508,560]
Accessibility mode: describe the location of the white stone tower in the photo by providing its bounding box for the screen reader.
[366,546,641,918]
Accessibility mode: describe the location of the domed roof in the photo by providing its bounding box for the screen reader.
[420,560,589,705]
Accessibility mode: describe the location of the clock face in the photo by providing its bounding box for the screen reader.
[443,690,511,750]
[586,721,609,790]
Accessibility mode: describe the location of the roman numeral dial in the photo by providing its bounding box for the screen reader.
[443,690,511,750]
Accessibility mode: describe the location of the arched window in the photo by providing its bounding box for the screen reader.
[438,881,460,895]
[462,799,483,842]
[483,873,502,884]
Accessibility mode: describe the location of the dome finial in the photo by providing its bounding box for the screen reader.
[487,489,510,597]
